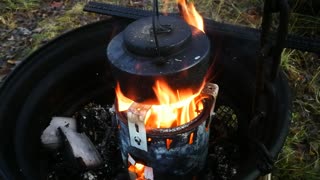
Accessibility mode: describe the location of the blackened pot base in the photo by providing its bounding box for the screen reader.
[45,102,239,180]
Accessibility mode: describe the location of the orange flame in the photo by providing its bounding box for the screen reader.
[116,84,134,112]
[178,0,204,32]
[128,163,145,180]
[116,79,204,129]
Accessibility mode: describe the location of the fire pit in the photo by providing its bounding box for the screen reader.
[0,1,291,180]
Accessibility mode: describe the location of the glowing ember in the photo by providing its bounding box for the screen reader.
[166,138,173,149]
[128,163,145,180]
[116,79,205,129]
[178,0,204,32]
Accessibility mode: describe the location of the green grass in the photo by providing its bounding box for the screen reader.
[0,12,17,29]
[1,1,101,59]
[0,0,40,29]
[274,111,320,179]
[289,13,320,37]
[0,0,40,13]
[30,2,87,51]
[194,0,264,28]
[276,48,319,179]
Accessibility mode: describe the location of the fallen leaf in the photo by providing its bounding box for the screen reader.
[7,60,17,65]
[7,36,14,41]
[17,27,32,36]
[50,1,63,9]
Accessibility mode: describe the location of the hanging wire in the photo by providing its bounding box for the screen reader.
[152,0,172,57]
[152,0,161,56]
[155,0,160,20]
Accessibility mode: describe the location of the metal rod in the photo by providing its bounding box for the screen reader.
[83,1,319,53]
[152,0,161,56]
[270,0,289,81]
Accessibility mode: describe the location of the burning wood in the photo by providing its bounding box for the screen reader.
[41,116,103,169]
[116,79,205,129]
[116,83,218,179]
[41,117,76,149]
[127,153,154,180]
[59,126,103,169]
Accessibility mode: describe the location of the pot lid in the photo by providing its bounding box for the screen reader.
[123,16,192,57]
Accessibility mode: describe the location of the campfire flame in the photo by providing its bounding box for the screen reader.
[116,79,204,129]
[178,0,204,32]
[115,1,206,129]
